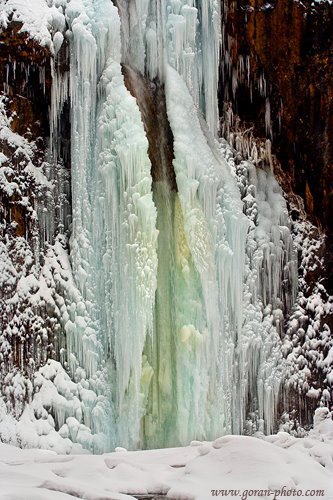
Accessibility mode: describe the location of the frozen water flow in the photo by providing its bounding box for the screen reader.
[0,0,300,451]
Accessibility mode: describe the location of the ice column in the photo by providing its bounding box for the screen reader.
[116,1,221,134]
[93,60,158,447]
[64,0,158,448]
[164,66,249,442]
[165,0,221,135]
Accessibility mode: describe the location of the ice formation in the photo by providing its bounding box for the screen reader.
[48,0,298,449]
[1,0,319,453]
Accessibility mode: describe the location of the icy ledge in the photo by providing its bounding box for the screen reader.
[0,408,332,499]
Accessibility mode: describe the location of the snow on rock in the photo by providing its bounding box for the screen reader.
[0,359,107,454]
[281,203,333,417]
[0,88,107,453]
[0,0,66,51]
[219,120,333,431]
[0,93,66,384]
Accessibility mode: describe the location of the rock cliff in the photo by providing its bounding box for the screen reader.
[221,0,333,250]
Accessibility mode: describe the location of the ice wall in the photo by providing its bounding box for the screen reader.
[165,0,221,135]
[117,0,221,135]
[46,0,298,449]
[52,0,159,449]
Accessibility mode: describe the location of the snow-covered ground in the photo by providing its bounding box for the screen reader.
[0,409,332,500]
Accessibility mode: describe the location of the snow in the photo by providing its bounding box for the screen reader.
[0,414,333,500]
[281,206,333,411]
[0,0,66,51]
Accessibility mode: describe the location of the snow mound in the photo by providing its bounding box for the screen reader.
[0,429,332,499]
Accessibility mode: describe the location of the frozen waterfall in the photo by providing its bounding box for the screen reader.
[50,0,298,451]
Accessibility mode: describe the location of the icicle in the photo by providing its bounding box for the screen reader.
[50,59,69,158]
[128,0,217,135]
[259,71,267,97]
[265,97,272,138]
[246,55,250,86]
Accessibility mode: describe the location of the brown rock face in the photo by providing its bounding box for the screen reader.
[0,22,52,139]
[221,0,333,234]
[122,65,176,191]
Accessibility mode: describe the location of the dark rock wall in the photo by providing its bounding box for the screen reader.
[220,0,333,235]
[0,22,51,139]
